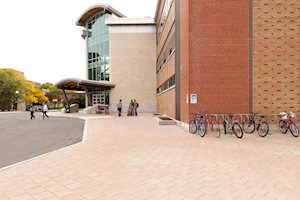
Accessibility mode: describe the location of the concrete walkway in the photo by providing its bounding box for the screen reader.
[0,112,299,200]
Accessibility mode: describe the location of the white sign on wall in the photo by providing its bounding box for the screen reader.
[190,94,197,104]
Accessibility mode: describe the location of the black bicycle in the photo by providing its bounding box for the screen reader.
[223,114,243,138]
[242,113,269,137]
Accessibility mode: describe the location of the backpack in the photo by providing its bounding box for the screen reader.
[137,103,139,108]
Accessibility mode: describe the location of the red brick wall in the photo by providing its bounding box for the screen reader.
[188,0,249,116]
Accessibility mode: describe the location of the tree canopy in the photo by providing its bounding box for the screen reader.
[0,69,24,110]
[23,81,48,104]
[0,68,48,110]
[40,82,61,93]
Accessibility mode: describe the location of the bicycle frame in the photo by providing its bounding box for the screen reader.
[189,112,207,135]
[205,115,216,131]
[254,114,269,137]
[204,114,221,138]
[282,115,297,129]
[223,114,244,138]
[223,115,237,133]
[194,114,205,129]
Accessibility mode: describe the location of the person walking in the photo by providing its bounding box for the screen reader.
[117,99,122,117]
[30,105,35,120]
[42,104,49,119]
[133,99,139,116]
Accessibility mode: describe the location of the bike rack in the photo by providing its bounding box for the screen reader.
[190,113,300,126]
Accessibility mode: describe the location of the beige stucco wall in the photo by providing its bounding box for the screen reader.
[109,32,157,113]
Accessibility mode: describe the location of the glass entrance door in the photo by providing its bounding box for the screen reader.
[92,94,105,105]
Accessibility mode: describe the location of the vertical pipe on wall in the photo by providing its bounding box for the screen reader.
[175,0,181,120]
[249,0,253,113]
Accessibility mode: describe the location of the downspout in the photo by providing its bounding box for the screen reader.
[249,0,253,113]
[175,0,181,120]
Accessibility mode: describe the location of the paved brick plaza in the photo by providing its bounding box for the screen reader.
[0,113,299,200]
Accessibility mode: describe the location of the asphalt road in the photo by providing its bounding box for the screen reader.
[0,112,84,169]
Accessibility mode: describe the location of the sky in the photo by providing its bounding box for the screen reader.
[0,0,157,84]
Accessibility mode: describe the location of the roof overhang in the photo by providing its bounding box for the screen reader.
[76,4,126,27]
[106,18,156,26]
[55,78,115,91]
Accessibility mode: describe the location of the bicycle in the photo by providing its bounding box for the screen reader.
[242,113,269,137]
[223,114,243,138]
[278,112,299,137]
[189,113,207,137]
[204,114,221,138]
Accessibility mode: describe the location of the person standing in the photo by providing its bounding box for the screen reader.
[127,100,134,116]
[117,99,122,117]
[133,99,139,116]
[30,105,35,120]
[43,104,49,119]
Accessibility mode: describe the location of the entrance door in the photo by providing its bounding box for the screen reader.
[92,94,105,105]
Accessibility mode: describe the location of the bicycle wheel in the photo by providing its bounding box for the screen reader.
[212,123,221,138]
[233,123,243,139]
[258,122,269,137]
[189,120,197,134]
[242,120,255,133]
[289,122,299,137]
[279,120,288,134]
[197,123,207,137]
[223,121,227,135]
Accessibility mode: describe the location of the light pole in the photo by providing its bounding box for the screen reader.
[14,90,19,111]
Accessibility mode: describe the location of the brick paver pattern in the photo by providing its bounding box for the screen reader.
[0,113,299,200]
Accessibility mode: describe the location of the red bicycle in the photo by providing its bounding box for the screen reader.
[278,112,299,137]
[242,113,269,137]
[204,114,221,138]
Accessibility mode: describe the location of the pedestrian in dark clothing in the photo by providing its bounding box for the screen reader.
[133,99,139,116]
[30,106,35,120]
[117,99,122,117]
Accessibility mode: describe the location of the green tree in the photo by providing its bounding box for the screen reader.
[0,68,49,111]
[41,82,75,93]
[41,82,61,93]
[0,69,24,110]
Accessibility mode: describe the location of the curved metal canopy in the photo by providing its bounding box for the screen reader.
[76,4,126,27]
[55,78,115,91]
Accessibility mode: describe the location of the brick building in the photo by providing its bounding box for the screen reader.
[155,0,300,123]
[57,1,299,119]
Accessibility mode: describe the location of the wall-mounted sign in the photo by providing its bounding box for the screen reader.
[190,94,197,104]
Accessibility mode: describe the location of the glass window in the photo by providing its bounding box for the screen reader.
[156,74,175,94]
[156,24,175,74]
[86,12,110,81]
[88,69,92,80]
[157,0,174,42]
